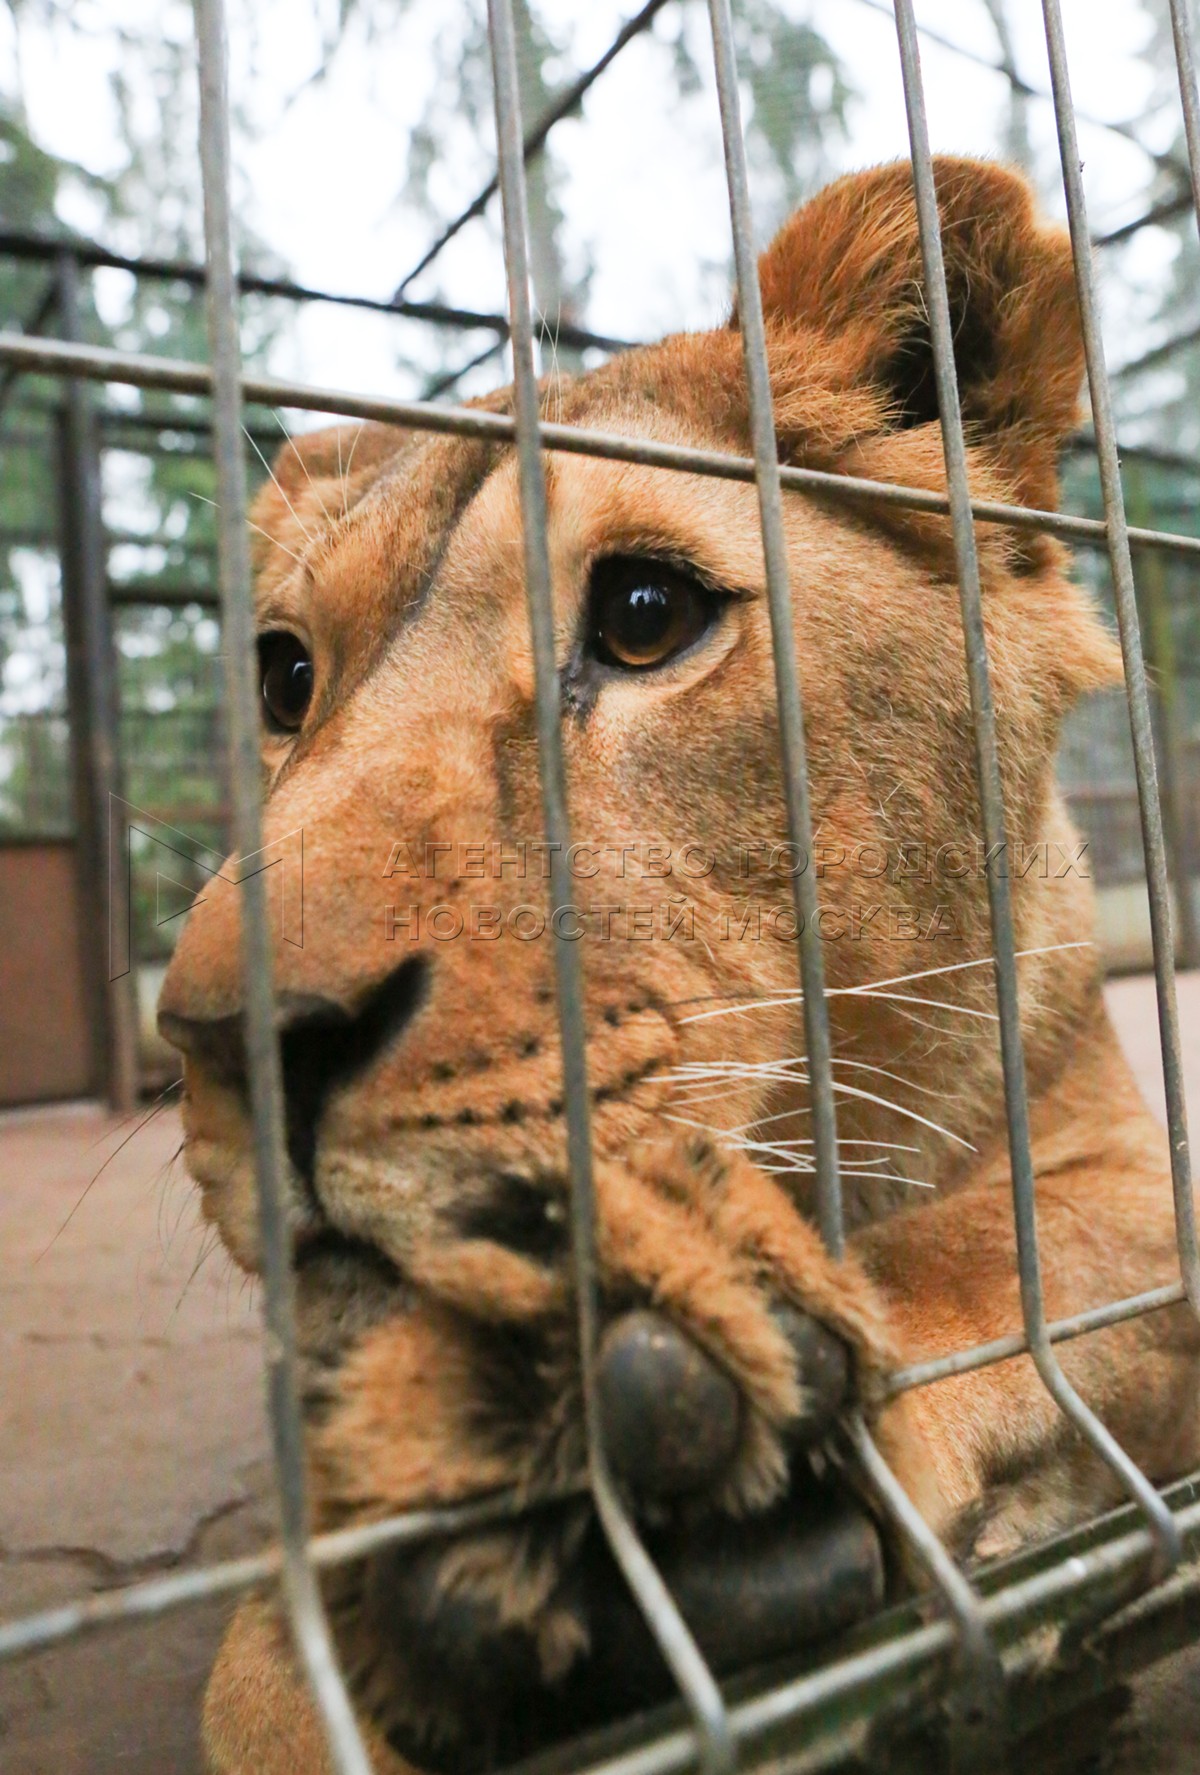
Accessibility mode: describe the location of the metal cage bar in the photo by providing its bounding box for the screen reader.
[2,1,1200,1769]
[193,3,373,1770]
[705,0,842,1256]
[397,0,674,300]
[1169,0,1200,232]
[705,0,1004,1746]
[893,0,1182,1579]
[8,331,1200,561]
[487,1,732,1769]
[1041,0,1200,1323]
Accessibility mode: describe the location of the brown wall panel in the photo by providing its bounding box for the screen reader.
[0,842,94,1105]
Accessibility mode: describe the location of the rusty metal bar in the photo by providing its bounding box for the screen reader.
[886,1282,1187,1396]
[1042,0,1200,1321]
[499,1482,1200,1775]
[1,1468,1196,1769]
[704,0,842,1258]
[11,334,1200,563]
[192,3,372,1771]
[894,0,1181,1580]
[0,1485,582,1664]
[486,1,732,1769]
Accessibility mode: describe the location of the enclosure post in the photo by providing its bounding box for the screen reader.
[55,248,139,1113]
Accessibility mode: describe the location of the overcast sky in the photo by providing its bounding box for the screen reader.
[1,0,1184,415]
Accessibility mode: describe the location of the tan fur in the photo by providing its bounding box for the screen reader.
[156,159,1200,1771]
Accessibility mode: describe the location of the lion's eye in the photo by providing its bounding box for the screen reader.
[257,631,314,732]
[589,557,720,671]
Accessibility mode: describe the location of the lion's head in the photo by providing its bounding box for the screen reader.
[160,157,1120,1764]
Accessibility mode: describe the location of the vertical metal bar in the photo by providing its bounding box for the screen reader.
[843,1416,1003,1763]
[705,4,1007,1748]
[55,249,139,1114]
[1165,0,1200,974]
[191,6,374,1772]
[704,0,843,1258]
[396,0,672,301]
[894,0,1182,1578]
[1169,0,1200,228]
[1042,0,1200,1320]
[486,4,732,1771]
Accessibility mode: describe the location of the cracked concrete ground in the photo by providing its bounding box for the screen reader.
[0,973,1197,1773]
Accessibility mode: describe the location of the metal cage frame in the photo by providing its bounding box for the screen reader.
[1,1,1199,1771]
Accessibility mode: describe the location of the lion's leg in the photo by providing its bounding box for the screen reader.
[857,1158,1200,1556]
[203,1597,411,1775]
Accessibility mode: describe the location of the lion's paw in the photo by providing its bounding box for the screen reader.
[307,1134,901,1770]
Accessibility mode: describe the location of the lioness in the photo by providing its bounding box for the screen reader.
[159,159,1200,1773]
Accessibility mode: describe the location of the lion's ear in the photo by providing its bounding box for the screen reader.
[248,421,410,573]
[752,157,1083,512]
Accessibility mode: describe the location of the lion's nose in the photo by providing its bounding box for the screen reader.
[159,956,431,1181]
[157,1006,246,1081]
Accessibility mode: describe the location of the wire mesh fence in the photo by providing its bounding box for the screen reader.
[1,1,1199,1772]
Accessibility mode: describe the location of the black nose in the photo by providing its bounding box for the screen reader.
[159,955,431,1182]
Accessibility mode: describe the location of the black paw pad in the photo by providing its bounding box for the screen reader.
[596,1310,742,1497]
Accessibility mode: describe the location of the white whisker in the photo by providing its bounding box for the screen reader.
[678,942,1093,1024]
[830,1058,960,1102]
[243,424,316,544]
[758,1162,933,1188]
[341,419,365,516]
[886,1003,970,1040]
[662,1114,926,1169]
[658,1061,971,1148]
[838,942,1093,997]
[276,413,333,525]
[189,492,306,568]
[845,990,998,1021]
[680,991,803,1026]
[828,1080,973,1147]
[246,519,305,568]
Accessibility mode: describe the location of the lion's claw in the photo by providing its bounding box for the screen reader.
[773,1304,852,1443]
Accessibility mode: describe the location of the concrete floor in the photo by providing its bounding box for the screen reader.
[0,974,1197,1773]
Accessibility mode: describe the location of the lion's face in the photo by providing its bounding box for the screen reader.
[161,164,1119,1721]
